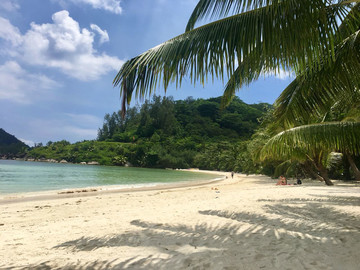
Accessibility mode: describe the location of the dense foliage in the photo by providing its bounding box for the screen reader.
[12,94,360,181]
[96,95,268,170]
[112,0,360,185]
[259,102,360,184]
[0,128,28,157]
[26,96,270,173]
[98,96,266,141]
[28,140,129,166]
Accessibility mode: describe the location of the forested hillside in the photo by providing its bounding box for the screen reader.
[98,96,267,143]
[28,96,270,172]
[22,94,360,181]
[0,128,28,157]
[95,96,269,170]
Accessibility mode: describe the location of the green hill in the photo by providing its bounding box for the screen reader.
[27,96,270,172]
[97,96,269,143]
[0,128,28,156]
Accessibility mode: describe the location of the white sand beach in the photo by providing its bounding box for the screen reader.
[1,172,360,269]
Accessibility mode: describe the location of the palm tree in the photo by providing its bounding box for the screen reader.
[273,3,360,127]
[113,1,360,183]
[261,3,360,184]
[114,0,359,115]
[260,122,360,184]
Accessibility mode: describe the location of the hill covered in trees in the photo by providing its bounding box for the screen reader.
[19,95,360,181]
[98,96,268,143]
[27,96,270,172]
[0,128,28,157]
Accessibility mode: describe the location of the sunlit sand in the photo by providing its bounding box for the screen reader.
[1,171,359,269]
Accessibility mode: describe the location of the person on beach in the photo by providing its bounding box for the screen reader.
[276,175,287,185]
[231,171,234,179]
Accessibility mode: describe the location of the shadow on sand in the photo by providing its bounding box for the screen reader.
[3,195,360,270]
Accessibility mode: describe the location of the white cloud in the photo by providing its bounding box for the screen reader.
[0,0,20,12]
[0,17,22,46]
[70,0,122,14]
[0,61,58,103]
[90,24,109,44]
[0,11,123,81]
[19,138,35,147]
[264,69,294,80]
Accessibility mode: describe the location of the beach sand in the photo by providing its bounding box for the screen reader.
[1,172,360,269]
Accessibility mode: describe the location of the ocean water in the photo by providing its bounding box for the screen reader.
[0,160,218,194]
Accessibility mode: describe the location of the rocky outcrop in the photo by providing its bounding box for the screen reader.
[87,161,99,165]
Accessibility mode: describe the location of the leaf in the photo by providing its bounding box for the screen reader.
[274,29,360,127]
[260,121,360,160]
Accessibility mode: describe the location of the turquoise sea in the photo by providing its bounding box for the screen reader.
[0,160,218,194]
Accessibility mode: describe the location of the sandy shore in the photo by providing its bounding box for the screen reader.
[1,172,360,269]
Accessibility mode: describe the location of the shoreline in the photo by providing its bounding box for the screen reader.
[0,169,228,205]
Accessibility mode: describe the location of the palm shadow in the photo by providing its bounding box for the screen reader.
[258,195,360,206]
[4,194,360,270]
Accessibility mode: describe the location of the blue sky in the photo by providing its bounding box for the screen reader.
[0,0,292,146]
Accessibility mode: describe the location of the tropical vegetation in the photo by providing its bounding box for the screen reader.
[25,96,270,172]
[4,92,359,182]
[113,0,360,185]
[4,0,360,185]
[0,128,28,157]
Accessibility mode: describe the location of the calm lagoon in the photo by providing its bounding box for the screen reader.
[0,160,219,194]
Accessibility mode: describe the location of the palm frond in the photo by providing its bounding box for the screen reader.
[341,106,360,121]
[273,3,360,126]
[186,0,273,31]
[220,57,265,108]
[115,0,345,114]
[273,159,303,178]
[274,159,291,177]
[336,2,360,40]
[274,27,360,127]
[185,0,358,31]
[260,121,360,160]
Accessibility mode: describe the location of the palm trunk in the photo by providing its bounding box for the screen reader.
[302,161,319,180]
[309,151,334,186]
[316,162,334,186]
[316,173,326,182]
[346,153,360,181]
[306,165,325,182]
[342,155,351,180]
